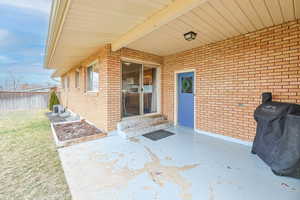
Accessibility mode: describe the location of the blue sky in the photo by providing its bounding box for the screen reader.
[0,0,55,86]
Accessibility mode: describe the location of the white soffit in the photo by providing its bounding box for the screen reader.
[47,0,300,76]
[47,0,173,69]
[127,0,300,56]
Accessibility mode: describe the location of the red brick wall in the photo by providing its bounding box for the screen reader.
[162,20,300,141]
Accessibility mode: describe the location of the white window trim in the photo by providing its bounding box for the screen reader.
[61,77,65,89]
[86,63,99,92]
[67,76,70,89]
[75,70,80,89]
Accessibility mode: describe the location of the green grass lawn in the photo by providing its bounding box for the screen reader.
[0,110,72,200]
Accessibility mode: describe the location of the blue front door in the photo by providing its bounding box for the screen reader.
[178,72,194,128]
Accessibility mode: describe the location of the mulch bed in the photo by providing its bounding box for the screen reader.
[53,120,103,141]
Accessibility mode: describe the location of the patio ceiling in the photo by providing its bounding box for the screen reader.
[45,0,300,74]
[45,0,174,70]
[127,0,300,55]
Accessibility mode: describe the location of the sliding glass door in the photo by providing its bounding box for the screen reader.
[143,66,157,114]
[121,62,158,118]
[122,62,142,117]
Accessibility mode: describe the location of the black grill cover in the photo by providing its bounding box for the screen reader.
[252,102,300,178]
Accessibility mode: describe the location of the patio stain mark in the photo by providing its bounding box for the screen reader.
[142,186,152,190]
[92,157,144,190]
[281,183,297,191]
[129,137,140,143]
[89,147,198,200]
[112,152,125,158]
[143,146,199,200]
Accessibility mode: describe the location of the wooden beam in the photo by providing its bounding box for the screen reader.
[111,0,208,51]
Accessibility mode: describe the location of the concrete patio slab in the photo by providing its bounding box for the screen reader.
[58,126,300,200]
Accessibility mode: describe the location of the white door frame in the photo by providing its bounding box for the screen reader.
[121,60,161,119]
[174,69,196,129]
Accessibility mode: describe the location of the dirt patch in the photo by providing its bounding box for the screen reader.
[53,120,103,141]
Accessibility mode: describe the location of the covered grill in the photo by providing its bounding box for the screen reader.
[252,93,300,178]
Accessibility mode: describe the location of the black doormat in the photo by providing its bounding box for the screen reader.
[143,130,175,141]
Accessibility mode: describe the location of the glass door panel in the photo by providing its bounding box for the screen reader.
[143,66,157,114]
[122,62,142,117]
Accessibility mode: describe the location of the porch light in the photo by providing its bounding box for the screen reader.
[184,31,197,41]
[123,62,131,66]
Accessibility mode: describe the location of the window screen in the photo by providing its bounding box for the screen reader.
[86,65,99,91]
[75,71,80,88]
[67,76,70,89]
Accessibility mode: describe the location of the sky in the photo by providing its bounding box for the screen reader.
[0,0,55,87]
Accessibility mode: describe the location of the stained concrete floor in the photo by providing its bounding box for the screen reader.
[59,126,300,200]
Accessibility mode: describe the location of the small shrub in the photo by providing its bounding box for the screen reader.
[49,91,60,111]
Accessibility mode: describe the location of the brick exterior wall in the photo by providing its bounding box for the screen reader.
[59,19,300,141]
[60,45,163,132]
[60,46,109,131]
[162,20,300,141]
[109,47,164,130]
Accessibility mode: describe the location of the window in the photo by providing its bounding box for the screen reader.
[86,64,99,92]
[75,71,80,88]
[61,77,65,89]
[66,76,70,89]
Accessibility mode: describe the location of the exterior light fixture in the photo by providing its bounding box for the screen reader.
[123,62,131,66]
[184,31,197,41]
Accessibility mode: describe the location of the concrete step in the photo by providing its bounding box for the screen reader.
[117,117,172,139]
[117,114,165,131]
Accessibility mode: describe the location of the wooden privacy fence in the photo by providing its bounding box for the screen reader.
[0,91,50,112]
